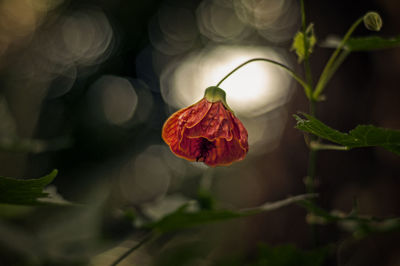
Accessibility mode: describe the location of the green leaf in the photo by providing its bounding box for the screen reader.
[346,35,400,51]
[147,204,252,233]
[254,243,329,266]
[291,23,317,62]
[154,241,209,266]
[147,194,316,233]
[294,114,400,155]
[197,188,216,210]
[0,169,58,205]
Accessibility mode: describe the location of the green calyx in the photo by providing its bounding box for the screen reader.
[363,11,382,31]
[204,86,232,111]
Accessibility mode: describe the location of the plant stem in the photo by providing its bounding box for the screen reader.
[110,232,154,266]
[300,0,319,245]
[215,58,311,99]
[310,141,349,151]
[313,17,364,99]
[300,0,313,88]
[299,0,318,196]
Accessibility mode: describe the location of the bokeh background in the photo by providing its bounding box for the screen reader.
[0,0,399,265]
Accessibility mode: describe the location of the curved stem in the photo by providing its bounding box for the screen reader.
[313,17,363,99]
[110,233,155,266]
[215,58,311,99]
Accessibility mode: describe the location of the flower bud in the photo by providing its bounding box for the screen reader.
[363,11,382,31]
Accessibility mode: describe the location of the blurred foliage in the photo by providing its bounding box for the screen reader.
[215,243,329,266]
[302,200,400,238]
[346,35,400,51]
[153,240,209,266]
[291,24,316,63]
[146,194,315,234]
[0,170,58,205]
[147,204,250,233]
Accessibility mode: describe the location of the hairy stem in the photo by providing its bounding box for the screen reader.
[215,58,311,98]
[300,0,319,245]
[313,17,363,99]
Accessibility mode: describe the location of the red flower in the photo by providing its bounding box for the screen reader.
[162,86,248,167]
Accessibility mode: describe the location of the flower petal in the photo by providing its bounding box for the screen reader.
[185,102,233,141]
[177,135,203,161]
[204,138,247,166]
[178,134,247,166]
[230,113,249,152]
[185,99,213,128]
[162,98,212,157]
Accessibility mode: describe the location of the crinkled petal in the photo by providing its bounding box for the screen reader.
[179,134,247,167]
[230,113,249,152]
[162,98,212,157]
[162,97,249,167]
[204,138,247,166]
[185,102,233,141]
[185,99,213,128]
[162,107,188,149]
[177,135,203,161]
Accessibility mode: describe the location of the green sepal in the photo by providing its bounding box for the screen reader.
[363,11,382,31]
[204,86,232,112]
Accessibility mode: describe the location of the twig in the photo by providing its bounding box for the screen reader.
[241,193,318,213]
[110,232,155,266]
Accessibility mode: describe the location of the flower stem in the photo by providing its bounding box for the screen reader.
[215,58,311,99]
[313,16,364,100]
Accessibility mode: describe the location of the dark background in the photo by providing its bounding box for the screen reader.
[0,0,399,265]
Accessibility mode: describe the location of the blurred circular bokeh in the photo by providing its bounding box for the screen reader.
[88,75,138,126]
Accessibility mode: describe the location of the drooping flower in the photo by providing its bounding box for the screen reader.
[162,86,248,167]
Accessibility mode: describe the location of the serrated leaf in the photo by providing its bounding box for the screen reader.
[345,35,400,51]
[147,204,252,233]
[0,169,58,205]
[292,24,317,62]
[295,114,400,155]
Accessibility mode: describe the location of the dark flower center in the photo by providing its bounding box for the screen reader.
[196,138,215,162]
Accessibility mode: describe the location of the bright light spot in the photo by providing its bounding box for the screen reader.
[234,0,287,28]
[160,45,292,117]
[61,10,114,65]
[88,75,138,125]
[233,0,299,43]
[196,0,248,42]
[148,3,198,55]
